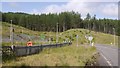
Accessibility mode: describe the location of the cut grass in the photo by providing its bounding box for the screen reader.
[2,44,96,66]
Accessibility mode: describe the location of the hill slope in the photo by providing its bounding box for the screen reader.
[2,22,118,47]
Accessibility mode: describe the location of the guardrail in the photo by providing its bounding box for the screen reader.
[2,42,72,57]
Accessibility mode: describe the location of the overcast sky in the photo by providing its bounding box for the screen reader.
[1,0,119,19]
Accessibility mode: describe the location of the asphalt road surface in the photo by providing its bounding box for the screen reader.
[95,44,119,67]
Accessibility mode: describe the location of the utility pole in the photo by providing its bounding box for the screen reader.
[49,31,51,44]
[76,35,78,47]
[56,22,58,43]
[10,20,13,46]
[113,28,115,46]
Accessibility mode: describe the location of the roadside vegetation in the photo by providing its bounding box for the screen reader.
[2,44,96,66]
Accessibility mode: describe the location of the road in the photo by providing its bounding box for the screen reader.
[95,44,119,67]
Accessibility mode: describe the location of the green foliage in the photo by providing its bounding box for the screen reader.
[2,42,11,46]
[2,47,16,62]
[2,12,119,36]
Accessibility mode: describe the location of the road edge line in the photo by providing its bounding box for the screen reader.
[100,53,112,66]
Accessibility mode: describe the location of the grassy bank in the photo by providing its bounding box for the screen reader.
[2,22,119,47]
[2,44,96,66]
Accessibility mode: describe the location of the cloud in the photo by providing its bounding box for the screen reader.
[101,3,118,17]
[31,9,40,14]
[9,2,18,8]
[42,5,63,14]
[1,0,119,2]
[39,0,92,16]
[30,0,118,19]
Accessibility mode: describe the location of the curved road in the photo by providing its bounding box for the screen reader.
[95,44,119,67]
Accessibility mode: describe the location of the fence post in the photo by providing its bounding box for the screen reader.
[40,45,43,51]
[60,44,61,47]
[27,46,29,55]
[29,46,31,55]
[56,43,57,47]
[39,45,40,52]
[12,46,16,57]
[37,46,39,53]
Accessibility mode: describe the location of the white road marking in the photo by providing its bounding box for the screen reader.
[100,53,112,66]
[96,45,119,66]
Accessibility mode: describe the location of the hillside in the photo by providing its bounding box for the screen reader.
[2,22,118,47]
[2,22,119,66]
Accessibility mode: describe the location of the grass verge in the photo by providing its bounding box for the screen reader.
[2,44,96,66]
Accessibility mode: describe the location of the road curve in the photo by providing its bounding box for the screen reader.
[95,44,119,67]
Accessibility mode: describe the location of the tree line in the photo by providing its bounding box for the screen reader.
[2,11,120,36]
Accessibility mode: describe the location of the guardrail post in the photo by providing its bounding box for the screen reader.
[27,46,29,55]
[56,43,57,47]
[60,44,61,47]
[37,46,39,53]
[13,46,17,57]
[29,46,31,55]
[40,45,43,51]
